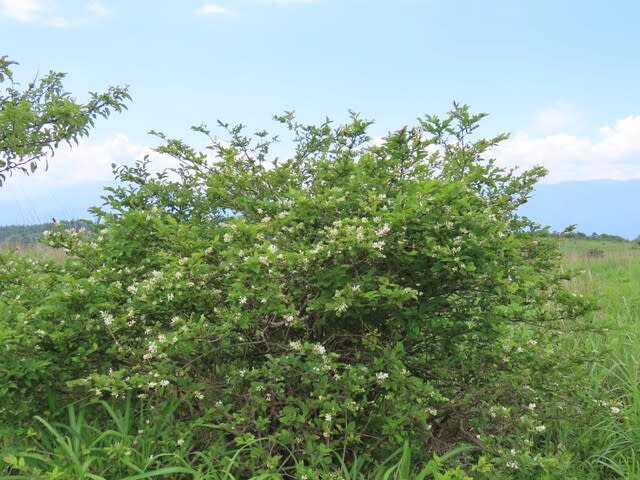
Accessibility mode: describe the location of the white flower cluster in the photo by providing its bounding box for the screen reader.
[375,223,391,237]
[100,310,115,327]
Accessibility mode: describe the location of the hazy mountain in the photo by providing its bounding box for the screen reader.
[520,179,640,239]
[1,179,638,239]
[0,181,111,226]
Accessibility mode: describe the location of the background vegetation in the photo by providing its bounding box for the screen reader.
[0,221,86,247]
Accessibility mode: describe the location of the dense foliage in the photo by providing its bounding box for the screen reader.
[1,105,596,478]
[0,56,130,185]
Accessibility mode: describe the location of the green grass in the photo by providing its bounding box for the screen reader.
[558,239,640,478]
[0,242,67,262]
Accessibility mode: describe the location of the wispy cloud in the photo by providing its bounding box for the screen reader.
[264,0,316,4]
[197,3,231,15]
[85,1,111,17]
[492,114,640,183]
[4,134,152,189]
[0,0,43,22]
[531,101,579,133]
[0,0,112,27]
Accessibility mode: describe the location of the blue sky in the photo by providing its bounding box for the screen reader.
[1,0,640,227]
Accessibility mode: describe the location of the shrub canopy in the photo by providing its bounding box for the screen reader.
[0,104,591,475]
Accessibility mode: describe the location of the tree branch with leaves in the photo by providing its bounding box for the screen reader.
[0,56,131,185]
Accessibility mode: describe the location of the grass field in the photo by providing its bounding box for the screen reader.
[558,239,640,478]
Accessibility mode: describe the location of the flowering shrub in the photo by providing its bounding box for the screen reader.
[0,104,592,476]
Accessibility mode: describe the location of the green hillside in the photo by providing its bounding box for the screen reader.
[0,220,89,246]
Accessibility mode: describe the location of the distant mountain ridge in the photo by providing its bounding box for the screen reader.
[1,179,638,239]
[0,181,110,226]
[0,220,88,246]
[520,179,640,239]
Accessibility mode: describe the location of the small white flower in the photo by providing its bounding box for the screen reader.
[335,303,348,313]
[194,391,205,400]
[324,413,332,422]
[223,233,233,243]
[160,379,170,387]
[375,224,391,237]
[351,284,361,293]
[313,344,326,355]
[268,244,278,253]
[535,425,546,433]
[527,339,538,346]
[376,372,389,382]
[506,461,519,470]
[528,403,537,411]
[239,296,248,305]
[177,438,185,446]
[100,310,114,327]
[610,406,621,414]
[259,255,270,265]
[372,240,385,250]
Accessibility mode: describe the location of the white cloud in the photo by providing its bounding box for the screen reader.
[0,0,112,27]
[531,101,578,133]
[2,135,159,194]
[197,4,231,15]
[85,1,110,17]
[264,0,315,4]
[0,0,43,22]
[492,114,640,183]
[45,15,71,27]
